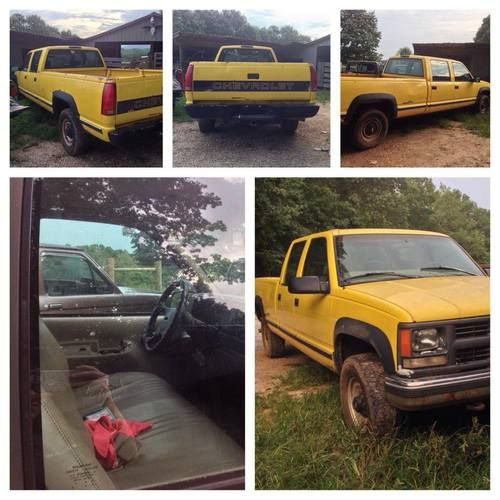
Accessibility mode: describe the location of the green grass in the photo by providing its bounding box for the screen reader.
[450,111,490,138]
[256,361,490,490]
[173,94,193,122]
[10,97,58,149]
[316,89,330,104]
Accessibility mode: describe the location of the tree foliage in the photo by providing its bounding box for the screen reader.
[396,47,412,56]
[341,10,381,64]
[173,10,311,43]
[474,15,490,43]
[10,13,74,38]
[255,178,489,276]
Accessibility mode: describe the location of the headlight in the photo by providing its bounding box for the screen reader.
[399,326,448,369]
[411,328,441,352]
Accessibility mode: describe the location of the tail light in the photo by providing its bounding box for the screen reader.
[184,63,194,91]
[101,82,116,115]
[309,64,318,92]
[10,81,17,98]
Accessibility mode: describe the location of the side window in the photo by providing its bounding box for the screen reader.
[302,237,329,282]
[452,61,472,82]
[431,60,451,82]
[23,52,33,71]
[283,241,306,285]
[41,253,114,296]
[29,50,42,73]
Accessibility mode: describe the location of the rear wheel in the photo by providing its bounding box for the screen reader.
[58,108,88,156]
[261,320,285,358]
[476,93,489,114]
[198,119,215,133]
[340,353,396,436]
[281,119,299,134]
[351,109,389,149]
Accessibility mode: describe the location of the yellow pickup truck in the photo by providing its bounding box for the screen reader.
[15,46,162,155]
[184,45,319,133]
[255,229,489,435]
[341,55,490,149]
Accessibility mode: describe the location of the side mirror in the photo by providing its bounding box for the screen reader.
[288,276,330,294]
[481,265,490,276]
[475,76,481,83]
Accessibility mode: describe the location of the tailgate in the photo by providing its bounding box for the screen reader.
[191,62,313,102]
[114,71,162,126]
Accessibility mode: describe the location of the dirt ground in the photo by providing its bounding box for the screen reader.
[10,132,162,168]
[255,321,308,394]
[341,120,489,168]
[173,103,330,168]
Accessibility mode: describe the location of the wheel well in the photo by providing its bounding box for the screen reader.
[52,97,70,118]
[335,333,377,370]
[353,101,393,121]
[255,296,264,321]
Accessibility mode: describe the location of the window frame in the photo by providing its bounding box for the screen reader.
[430,59,451,82]
[28,50,42,73]
[452,61,473,82]
[301,236,330,283]
[281,240,306,286]
[384,58,424,77]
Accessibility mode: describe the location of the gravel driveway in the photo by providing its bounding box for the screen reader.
[341,119,489,168]
[173,103,330,168]
[10,132,162,168]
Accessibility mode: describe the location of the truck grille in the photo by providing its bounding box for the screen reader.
[455,320,490,339]
[454,318,490,366]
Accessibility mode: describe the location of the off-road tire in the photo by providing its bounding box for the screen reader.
[340,353,396,436]
[58,108,88,156]
[281,119,299,134]
[351,109,389,150]
[261,319,286,358]
[198,119,215,133]
[476,93,490,114]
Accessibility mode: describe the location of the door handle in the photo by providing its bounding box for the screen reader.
[277,293,281,301]
[454,85,459,89]
[294,298,299,307]
[48,303,63,310]
[34,77,37,82]
[431,85,437,90]
[248,73,259,79]
[24,75,27,79]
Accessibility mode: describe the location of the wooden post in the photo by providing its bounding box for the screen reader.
[154,260,162,290]
[105,257,115,281]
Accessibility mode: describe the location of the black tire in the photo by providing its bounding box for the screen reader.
[340,353,396,436]
[281,119,299,134]
[351,109,389,150]
[476,93,489,114]
[261,319,286,358]
[58,108,88,156]
[198,119,215,133]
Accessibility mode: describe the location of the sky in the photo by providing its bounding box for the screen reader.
[432,178,489,209]
[11,10,154,38]
[375,10,489,59]
[244,9,330,40]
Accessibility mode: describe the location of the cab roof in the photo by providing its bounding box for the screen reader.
[388,54,464,65]
[28,45,98,52]
[293,228,448,242]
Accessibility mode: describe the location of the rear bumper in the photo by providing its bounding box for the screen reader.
[108,117,162,144]
[385,369,490,411]
[184,103,319,122]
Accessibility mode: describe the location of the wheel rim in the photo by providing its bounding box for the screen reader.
[346,377,369,428]
[361,117,382,142]
[62,119,74,146]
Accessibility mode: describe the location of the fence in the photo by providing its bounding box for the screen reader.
[317,62,330,89]
[104,257,162,290]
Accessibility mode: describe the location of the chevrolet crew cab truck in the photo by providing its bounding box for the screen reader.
[15,46,162,155]
[255,229,490,435]
[184,45,319,133]
[341,55,490,149]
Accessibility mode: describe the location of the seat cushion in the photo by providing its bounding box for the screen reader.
[107,372,244,489]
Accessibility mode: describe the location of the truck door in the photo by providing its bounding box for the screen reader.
[428,59,456,111]
[293,236,335,359]
[451,61,478,104]
[20,49,42,99]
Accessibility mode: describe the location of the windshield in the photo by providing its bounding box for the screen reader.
[218,47,275,62]
[335,234,483,285]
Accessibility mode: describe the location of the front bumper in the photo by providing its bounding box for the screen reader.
[385,369,489,410]
[184,103,319,122]
[108,117,162,145]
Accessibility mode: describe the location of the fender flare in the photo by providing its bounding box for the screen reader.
[334,317,395,373]
[255,296,265,322]
[345,93,397,125]
[52,90,80,118]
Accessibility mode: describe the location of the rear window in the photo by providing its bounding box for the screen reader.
[218,48,275,63]
[45,49,104,69]
[384,58,424,77]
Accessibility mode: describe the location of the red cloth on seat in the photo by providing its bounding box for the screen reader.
[84,416,152,470]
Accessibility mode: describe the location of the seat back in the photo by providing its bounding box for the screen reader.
[39,320,115,489]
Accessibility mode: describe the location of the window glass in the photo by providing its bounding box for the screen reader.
[431,60,451,81]
[29,50,42,72]
[34,178,245,490]
[45,49,104,69]
[283,241,305,285]
[218,48,274,62]
[302,237,329,282]
[452,61,472,82]
[384,58,424,77]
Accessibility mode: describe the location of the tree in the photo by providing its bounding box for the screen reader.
[474,15,490,43]
[10,13,69,37]
[341,10,381,64]
[396,47,412,56]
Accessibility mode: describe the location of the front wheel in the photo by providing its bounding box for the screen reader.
[58,108,88,156]
[476,93,489,114]
[340,353,397,436]
[351,109,389,150]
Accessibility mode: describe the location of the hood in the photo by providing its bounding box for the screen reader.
[348,275,489,322]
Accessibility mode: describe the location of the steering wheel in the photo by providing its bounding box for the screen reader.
[142,280,188,352]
